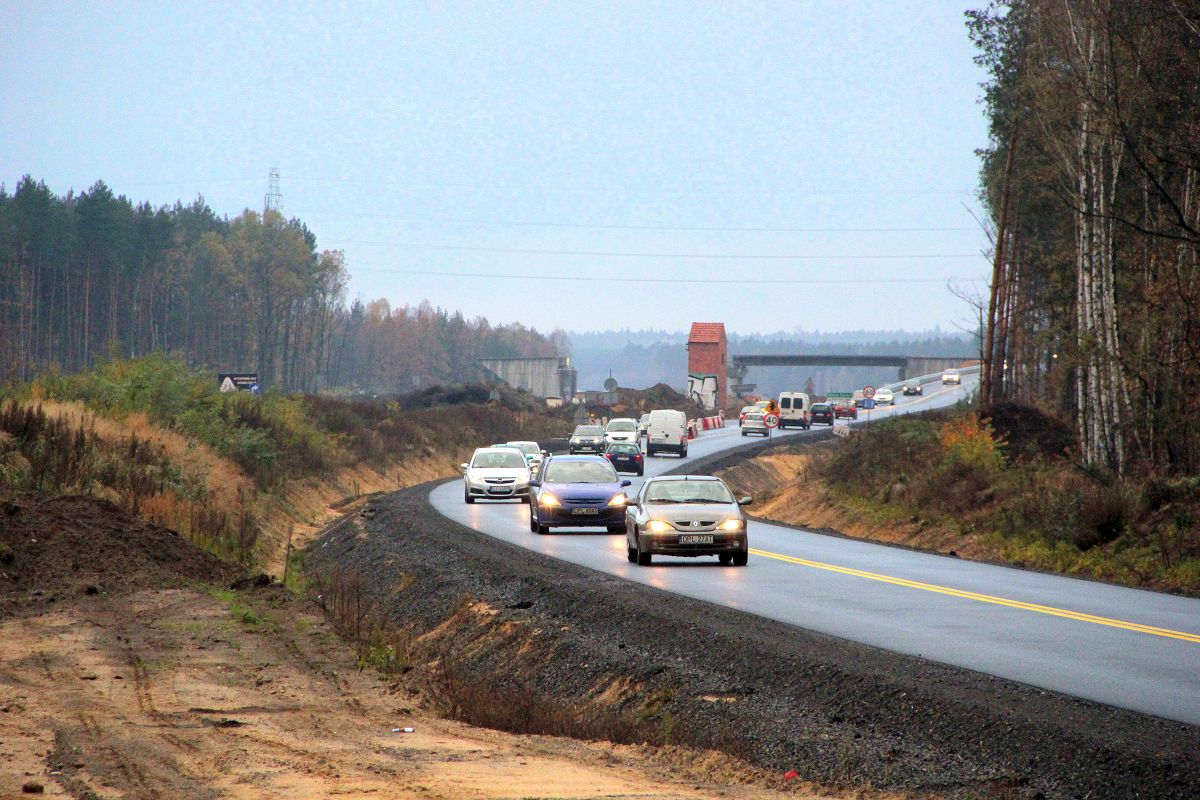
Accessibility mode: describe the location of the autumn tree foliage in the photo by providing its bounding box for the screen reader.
[0,178,558,392]
[968,0,1200,475]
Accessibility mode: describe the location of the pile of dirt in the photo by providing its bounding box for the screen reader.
[0,493,238,616]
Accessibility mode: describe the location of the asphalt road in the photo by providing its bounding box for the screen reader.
[430,379,1200,726]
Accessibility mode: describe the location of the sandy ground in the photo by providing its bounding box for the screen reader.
[0,586,833,800]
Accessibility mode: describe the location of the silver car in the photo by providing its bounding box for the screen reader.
[461,447,532,504]
[625,475,752,566]
[740,411,770,437]
[569,424,606,454]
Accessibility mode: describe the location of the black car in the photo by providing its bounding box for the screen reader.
[902,381,924,396]
[604,442,644,476]
[810,403,835,425]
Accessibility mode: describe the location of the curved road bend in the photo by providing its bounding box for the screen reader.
[430,378,1200,725]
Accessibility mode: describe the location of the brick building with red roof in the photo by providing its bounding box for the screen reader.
[687,322,728,409]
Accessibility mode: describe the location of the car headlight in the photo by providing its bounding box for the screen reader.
[540,492,560,507]
[608,493,626,507]
[719,519,743,531]
[646,519,673,533]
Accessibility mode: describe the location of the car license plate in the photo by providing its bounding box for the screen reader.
[679,534,713,544]
[571,508,599,515]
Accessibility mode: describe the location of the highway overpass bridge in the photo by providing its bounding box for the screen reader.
[729,353,976,391]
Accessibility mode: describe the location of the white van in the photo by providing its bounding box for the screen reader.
[777,392,811,430]
[646,409,688,457]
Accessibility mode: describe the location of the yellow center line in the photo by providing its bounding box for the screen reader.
[749,548,1200,644]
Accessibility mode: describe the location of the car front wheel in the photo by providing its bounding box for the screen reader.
[636,533,652,566]
[464,489,475,504]
[733,550,748,567]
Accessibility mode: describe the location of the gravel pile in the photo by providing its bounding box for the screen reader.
[309,449,1200,799]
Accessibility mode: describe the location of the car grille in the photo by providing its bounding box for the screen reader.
[569,497,606,505]
[672,520,717,529]
[485,478,515,485]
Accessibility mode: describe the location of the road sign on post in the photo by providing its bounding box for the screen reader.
[862,398,876,410]
[218,373,259,393]
[763,412,780,428]
[863,385,876,399]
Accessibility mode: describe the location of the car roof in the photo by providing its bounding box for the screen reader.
[474,446,523,455]
[547,454,609,462]
[644,475,720,482]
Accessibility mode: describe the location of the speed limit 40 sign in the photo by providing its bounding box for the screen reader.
[763,412,781,428]
[863,385,876,399]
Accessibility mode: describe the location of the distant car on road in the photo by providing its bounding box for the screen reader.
[902,380,923,396]
[507,440,547,472]
[852,389,867,408]
[569,425,606,454]
[604,442,644,476]
[942,368,962,385]
[625,475,752,566]
[810,403,835,425]
[529,455,631,534]
[741,411,771,437]
[637,413,651,436]
[873,387,894,405]
[737,405,756,427]
[462,447,532,504]
[834,402,858,420]
[604,417,639,445]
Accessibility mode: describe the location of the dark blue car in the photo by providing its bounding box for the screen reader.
[529,455,632,535]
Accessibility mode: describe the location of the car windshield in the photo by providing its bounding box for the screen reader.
[745,413,763,421]
[607,420,635,432]
[645,480,734,504]
[543,460,619,483]
[608,444,639,455]
[508,442,539,456]
[639,415,650,423]
[471,451,527,469]
[945,370,959,375]
[813,404,829,411]
[574,426,603,436]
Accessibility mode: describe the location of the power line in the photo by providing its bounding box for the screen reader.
[334,239,985,260]
[350,268,974,286]
[290,208,976,234]
[288,174,975,197]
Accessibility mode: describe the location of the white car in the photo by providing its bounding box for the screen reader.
[462,447,532,504]
[873,387,895,405]
[507,440,546,472]
[605,418,639,445]
[942,369,962,385]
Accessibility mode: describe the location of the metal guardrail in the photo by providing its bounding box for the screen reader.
[880,364,981,393]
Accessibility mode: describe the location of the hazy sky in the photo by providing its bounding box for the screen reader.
[2,1,993,336]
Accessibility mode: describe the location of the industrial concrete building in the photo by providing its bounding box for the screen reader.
[477,356,577,401]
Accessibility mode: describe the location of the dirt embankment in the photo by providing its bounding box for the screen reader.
[714,443,997,560]
[308,482,1200,800]
[0,492,829,800]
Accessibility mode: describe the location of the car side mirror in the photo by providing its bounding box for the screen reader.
[529,479,541,487]
[459,463,469,472]
[627,498,640,508]
[541,450,549,456]
[738,496,753,506]
[620,479,632,487]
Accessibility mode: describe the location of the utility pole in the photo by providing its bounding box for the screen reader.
[264,167,282,215]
